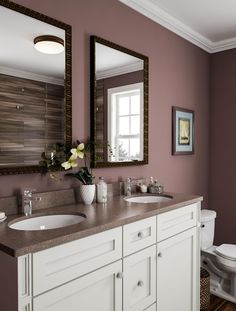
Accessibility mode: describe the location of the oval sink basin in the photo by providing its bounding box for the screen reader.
[9,214,86,231]
[124,195,173,204]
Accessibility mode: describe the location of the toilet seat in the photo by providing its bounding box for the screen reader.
[215,244,236,261]
[215,244,236,273]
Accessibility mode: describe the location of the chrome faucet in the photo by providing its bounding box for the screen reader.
[126,177,144,196]
[22,189,41,216]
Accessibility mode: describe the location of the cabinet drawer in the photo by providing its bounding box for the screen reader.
[123,245,156,311]
[33,226,122,296]
[33,260,122,311]
[123,217,156,256]
[157,203,198,242]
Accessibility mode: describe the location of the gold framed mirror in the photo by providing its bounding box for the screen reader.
[0,0,71,175]
[90,36,148,168]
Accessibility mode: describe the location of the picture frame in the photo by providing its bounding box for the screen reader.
[172,106,194,155]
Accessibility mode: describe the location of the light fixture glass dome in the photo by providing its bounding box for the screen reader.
[34,35,64,54]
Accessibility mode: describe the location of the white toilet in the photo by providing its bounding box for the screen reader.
[201,209,236,303]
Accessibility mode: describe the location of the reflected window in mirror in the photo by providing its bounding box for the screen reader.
[108,83,143,162]
[0,0,71,175]
[90,36,148,168]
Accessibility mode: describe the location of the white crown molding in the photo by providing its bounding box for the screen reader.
[210,37,236,53]
[118,0,236,53]
[96,61,143,80]
[0,66,64,86]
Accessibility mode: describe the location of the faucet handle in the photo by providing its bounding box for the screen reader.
[23,188,35,195]
[33,196,42,202]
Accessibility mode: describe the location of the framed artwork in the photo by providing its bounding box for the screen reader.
[172,106,194,155]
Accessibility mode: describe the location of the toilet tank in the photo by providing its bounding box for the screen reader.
[201,209,217,250]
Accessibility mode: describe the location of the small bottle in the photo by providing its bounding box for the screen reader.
[148,177,154,193]
[96,177,107,203]
[140,182,147,193]
[126,177,132,196]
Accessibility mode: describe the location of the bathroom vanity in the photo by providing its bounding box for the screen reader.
[0,193,202,311]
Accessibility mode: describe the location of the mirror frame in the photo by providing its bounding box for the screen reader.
[90,36,148,168]
[0,0,72,175]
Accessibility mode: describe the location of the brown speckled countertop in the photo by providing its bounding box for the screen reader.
[0,192,202,257]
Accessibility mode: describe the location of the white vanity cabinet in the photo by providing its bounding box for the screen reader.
[15,202,200,311]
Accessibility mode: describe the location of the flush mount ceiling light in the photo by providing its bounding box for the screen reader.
[34,35,64,54]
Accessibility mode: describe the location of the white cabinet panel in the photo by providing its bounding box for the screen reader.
[19,301,32,311]
[33,226,122,295]
[156,227,198,311]
[157,203,198,242]
[123,216,156,256]
[18,254,32,311]
[33,260,122,311]
[144,303,156,311]
[124,245,156,311]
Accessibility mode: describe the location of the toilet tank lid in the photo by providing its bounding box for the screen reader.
[201,209,217,221]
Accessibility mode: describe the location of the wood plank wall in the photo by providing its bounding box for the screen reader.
[0,74,64,167]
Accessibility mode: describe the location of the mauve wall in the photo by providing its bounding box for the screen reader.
[0,0,210,205]
[210,49,236,245]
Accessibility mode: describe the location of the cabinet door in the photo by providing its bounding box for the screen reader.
[156,227,198,311]
[33,260,122,311]
[123,245,156,311]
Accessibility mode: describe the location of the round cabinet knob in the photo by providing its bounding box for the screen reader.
[137,231,144,238]
[158,252,162,258]
[116,272,123,279]
[201,224,205,228]
[137,280,144,287]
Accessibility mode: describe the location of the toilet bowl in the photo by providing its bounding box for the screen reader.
[201,209,236,303]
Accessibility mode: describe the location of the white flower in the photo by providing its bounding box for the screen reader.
[61,142,85,170]
[71,143,84,159]
[70,148,78,160]
[61,154,78,170]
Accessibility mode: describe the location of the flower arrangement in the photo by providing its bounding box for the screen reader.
[39,141,94,185]
[62,142,94,185]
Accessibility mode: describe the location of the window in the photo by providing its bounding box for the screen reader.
[108,82,143,162]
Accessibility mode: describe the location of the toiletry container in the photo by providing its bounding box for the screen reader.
[96,177,107,203]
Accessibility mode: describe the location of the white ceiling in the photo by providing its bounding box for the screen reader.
[0,6,65,84]
[119,0,236,53]
[96,43,143,79]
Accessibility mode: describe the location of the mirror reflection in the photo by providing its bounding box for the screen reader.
[0,2,71,174]
[91,36,148,167]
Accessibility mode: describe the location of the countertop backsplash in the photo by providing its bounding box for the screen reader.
[0,182,125,215]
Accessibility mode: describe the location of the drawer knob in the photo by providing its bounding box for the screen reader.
[137,280,144,287]
[137,231,144,238]
[116,272,123,279]
[158,252,162,258]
